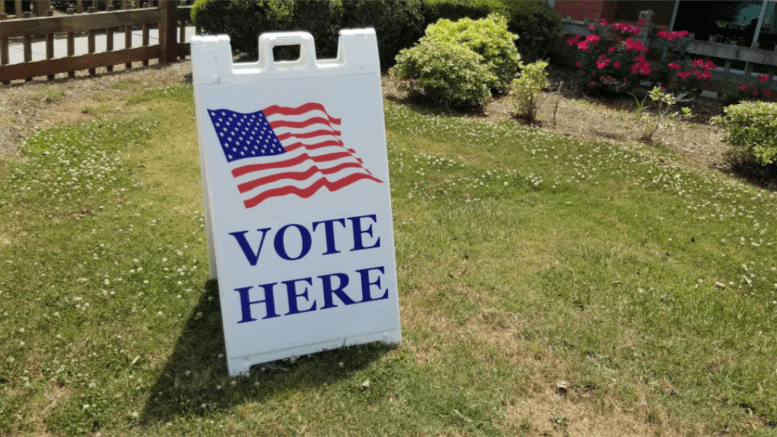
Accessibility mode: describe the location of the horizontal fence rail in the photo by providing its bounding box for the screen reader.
[0,9,161,37]
[0,1,193,84]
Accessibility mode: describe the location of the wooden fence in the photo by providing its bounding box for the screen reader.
[0,0,194,84]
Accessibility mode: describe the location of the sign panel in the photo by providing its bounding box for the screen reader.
[190,30,401,376]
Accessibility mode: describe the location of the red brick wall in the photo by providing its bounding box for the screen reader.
[553,0,607,21]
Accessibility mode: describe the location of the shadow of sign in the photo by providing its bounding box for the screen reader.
[139,279,394,425]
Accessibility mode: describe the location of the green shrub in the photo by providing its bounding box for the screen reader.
[716,102,777,166]
[423,0,562,63]
[498,1,562,63]
[390,40,495,110]
[191,0,296,59]
[191,0,344,60]
[423,14,520,92]
[719,86,746,110]
[423,0,503,23]
[511,60,548,123]
[289,0,346,59]
[191,0,423,68]
[342,0,426,69]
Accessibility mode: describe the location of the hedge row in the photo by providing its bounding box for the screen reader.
[190,0,561,68]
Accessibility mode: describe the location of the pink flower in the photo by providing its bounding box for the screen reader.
[609,46,617,52]
[625,39,647,52]
[764,90,773,97]
[679,30,688,37]
[758,74,768,83]
[575,62,582,67]
[600,18,608,26]
[739,83,748,92]
[613,62,621,68]
[658,30,668,38]
[692,59,704,67]
[668,62,680,70]
[638,19,646,25]
[704,60,717,70]
[567,37,579,46]
[753,90,759,96]
[588,24,597,31]
[577,41,589,50]
[587,81,597,87]
[585,34,600,43]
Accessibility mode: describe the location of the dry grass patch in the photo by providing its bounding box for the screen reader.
[0,61,192,156]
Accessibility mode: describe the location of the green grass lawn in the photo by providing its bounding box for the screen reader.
[1,83,776,436]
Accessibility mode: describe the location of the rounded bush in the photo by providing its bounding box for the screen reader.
[389,40,495,110]
[423,14,520,92]
[717,101,777,166]
[423,0,562,63]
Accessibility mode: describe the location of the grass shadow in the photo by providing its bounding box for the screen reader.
[722,153,777,192]
[139,279,394,426]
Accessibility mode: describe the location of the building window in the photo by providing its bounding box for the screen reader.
[674,1,775,47]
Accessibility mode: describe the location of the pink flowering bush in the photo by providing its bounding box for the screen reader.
[720,74,776,108]
[650,31,716,95]
[568,19,716,95]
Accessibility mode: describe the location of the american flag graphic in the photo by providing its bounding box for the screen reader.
[207,103,383,209]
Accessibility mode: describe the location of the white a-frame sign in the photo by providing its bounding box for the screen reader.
[190,30,401,376]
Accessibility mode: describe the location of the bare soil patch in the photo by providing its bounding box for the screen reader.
[381,72,733,171]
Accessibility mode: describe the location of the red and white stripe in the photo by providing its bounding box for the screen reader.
[230,103,382,209]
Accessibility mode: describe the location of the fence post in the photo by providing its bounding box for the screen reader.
[88,6,97,75]
[33,0,50,16]
[15,0,22,17]
[159,1,178,64]
[743,62,753,86]
[46,9,55,80]
[122,0,132,69]
[76,0,83,14]
[142,2,150,66]
[66,8,75,77]
[106,5,114,72]
[0,13,8,85]
[178,0,186,60]
[23,12,33,81]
